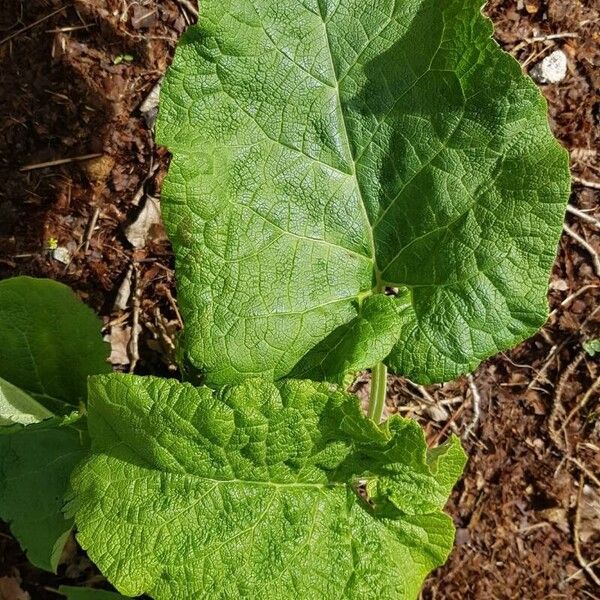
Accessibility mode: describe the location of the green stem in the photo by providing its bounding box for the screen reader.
[367,362,387,423]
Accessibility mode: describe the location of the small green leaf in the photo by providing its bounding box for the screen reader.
[157,0,569,386]
[290,294,406,383]
[70,374,465,599]
[59,585,129,600]
[0,416,89,572]
[583,338,600,357]
[0,376,53,428]
[0,277,110,411]
[113,54,134,65]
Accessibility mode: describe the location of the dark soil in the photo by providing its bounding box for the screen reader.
[0,1,599,599]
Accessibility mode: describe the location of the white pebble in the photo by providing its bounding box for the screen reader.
[530,50,568,85]
[52,247,71,264]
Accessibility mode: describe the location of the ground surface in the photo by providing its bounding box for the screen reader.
[0,1,599,599]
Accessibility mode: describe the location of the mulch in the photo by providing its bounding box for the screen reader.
[0,1,598,598]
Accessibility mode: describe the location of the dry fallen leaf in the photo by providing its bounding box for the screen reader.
[579,484,600,544]
[114,265,133,311]
[0,576,30,600]
[125,196,164,248]
[106,324,132,366]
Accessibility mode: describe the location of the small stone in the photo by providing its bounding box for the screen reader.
[530,50,568,85]
[52,246,70,264]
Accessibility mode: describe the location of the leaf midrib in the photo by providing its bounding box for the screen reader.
[106,440,346,491]
[317,1,379,284]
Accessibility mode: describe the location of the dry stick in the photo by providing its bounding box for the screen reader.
[175,0,199,18]
[574,475,600,587]
[83,206,101,252]
[562,377,600,432]
[567,456,600,489]
[527,340,564,391]
[46,24,95,33]
[19,153,103,172]
[463,373,482,439]
[522,44,551,69]
[128,263,141,373]
[511,31,579,54]
[0,5,67,46]
[164,286,184,328]
[573,175,600,191]
[548,284,600,321]
[567,205,600,229]
[563,224,600,278]
[431,402,467,446]
[549,351,585,450]
[563,558,600,585]
[406,380,436,406]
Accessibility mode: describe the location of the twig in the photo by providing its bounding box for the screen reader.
[572,175,600,190]
[20,153,103,172]
[83,206,100,252]
[46,24,95,33]
[431,402,467,446]
[406,380,436,405]
[562,377,600,432]
[567,456,600,489]
[522,45,551,69]
[175,0,198,18]
[549,352,585,450]
[567,205,600,229]
[512,32,579,54]
[563,558,600,584]
[127,263,141,373]
[463,374,482,439]
[574,475,600,587]
[548,284,600,321]
[563,224,600,278]
[163,286,184,328]
[527,341,564,391]
[0,5,67,46]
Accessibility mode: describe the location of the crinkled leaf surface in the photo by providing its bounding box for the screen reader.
[0,416,89,572]
[0,376,53,428]
[158,0,569,385]
[70,374,465,599]
[0,277,111,411]
[289,294,406,383]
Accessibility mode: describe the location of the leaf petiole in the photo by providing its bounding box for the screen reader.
[367,362,387,423]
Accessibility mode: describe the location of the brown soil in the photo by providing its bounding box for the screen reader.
[0,1,599,599]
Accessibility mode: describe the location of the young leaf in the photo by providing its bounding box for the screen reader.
[289,294,406,383]
[0,376,53,428]
[70,374,465,599]
[157,0,569,386]
[59,586,128,600]
[0,277,110,412]
[0,416,89,572]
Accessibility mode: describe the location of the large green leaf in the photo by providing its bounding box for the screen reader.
[70,374,465,599]
[157,0,569,385]
[0,277,111,411]
[0,416,89,572]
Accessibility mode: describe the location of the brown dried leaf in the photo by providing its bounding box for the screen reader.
[0,577,30,600]
[125,196,163,248]
[107,324,132,366]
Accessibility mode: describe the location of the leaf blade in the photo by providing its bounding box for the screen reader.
[70,374,465,599]
[0,277,111,407]
[158,0,569,385]
[0,416,89,572]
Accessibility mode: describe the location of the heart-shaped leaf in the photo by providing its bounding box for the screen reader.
[157,0,569,385]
